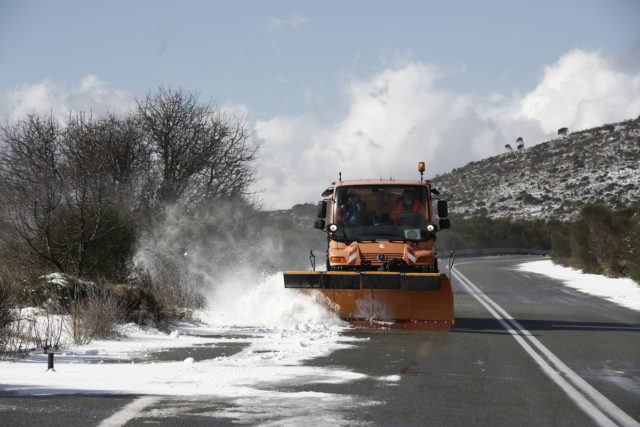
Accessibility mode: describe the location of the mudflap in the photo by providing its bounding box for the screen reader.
[283,271,454,329]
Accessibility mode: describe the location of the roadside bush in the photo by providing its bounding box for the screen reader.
[0,311,32,359]
[628,212,640,282]
[550,223,572,265]
[557,204,640,278]
[569,205,611,273]
[1,271,35,358]
[17,273,102,310]
[437,217,556,251]
[0,279,14,355]
[109,282,166,327]
[67,290,124,345]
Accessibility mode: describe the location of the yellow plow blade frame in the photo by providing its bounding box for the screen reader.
[283,271,454,326]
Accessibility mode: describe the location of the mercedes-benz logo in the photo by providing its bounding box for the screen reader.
[377,254,386,261]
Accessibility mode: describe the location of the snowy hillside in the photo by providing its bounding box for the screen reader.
[431,116,640,221]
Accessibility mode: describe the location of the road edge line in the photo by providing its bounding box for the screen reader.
[98,396,159,427]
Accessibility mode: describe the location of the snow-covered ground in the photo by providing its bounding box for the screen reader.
[516,259,640,312]
[0,273,382,424]
[0,321,364,395]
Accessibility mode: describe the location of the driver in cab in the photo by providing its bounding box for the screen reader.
[390,189,425,226]
[337,192,369,227]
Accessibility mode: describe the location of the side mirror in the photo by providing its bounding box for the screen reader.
[437,200,448,218]
[317,200,327,218]
[314,218,326,229]
[439,218,451,229]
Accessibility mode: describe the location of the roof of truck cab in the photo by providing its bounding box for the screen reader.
[333,179,427,186]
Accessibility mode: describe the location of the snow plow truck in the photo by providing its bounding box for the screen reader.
[284,162,454,329]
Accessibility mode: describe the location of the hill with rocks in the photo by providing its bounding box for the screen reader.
[431,116,640,221]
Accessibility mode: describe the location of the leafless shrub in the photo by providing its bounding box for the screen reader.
[0,279,14,356]
[0,315,33,360]
[29,304,65,353]
[66,289,125,345]
[1,275,38,359]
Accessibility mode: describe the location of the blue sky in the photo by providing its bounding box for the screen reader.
[1,1,639,207]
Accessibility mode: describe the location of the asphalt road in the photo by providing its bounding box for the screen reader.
[1,256,639,426]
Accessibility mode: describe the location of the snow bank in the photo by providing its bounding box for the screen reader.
[516,260,640,312]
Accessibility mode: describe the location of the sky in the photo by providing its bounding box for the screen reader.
[1,0,639,208]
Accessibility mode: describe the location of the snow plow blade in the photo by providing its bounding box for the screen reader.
[283,271,454,329]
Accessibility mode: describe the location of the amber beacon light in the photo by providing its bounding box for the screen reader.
[418,162,426,172]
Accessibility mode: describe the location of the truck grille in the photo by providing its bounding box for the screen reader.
[361,252,403,264]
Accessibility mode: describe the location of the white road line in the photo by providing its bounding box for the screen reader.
[98,396,159,427]
[453,267,639,427]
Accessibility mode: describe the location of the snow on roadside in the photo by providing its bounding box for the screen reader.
[0,273,377,423]
[0,318,364,397]
[516,259,640,312]
[0,274,368,397]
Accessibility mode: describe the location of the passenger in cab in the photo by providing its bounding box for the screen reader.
[390,189,425,226]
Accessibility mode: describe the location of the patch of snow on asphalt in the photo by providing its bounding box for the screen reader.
[516,260,640,312]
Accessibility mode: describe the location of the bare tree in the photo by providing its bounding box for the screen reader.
[136,87,258,207]
[95,113,154,211]
[0,113,150,277]
[0,87,259,284]
[0,114,65,271]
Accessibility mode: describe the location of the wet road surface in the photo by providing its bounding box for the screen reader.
[1,256,639,426]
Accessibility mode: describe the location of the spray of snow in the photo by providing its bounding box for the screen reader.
[516,260,640,312]
[201,271,343,328]
[134,199,342,328]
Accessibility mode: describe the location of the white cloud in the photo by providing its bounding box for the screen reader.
[254,50,640,208]
[267,15,310,31]
[4,74,134,122]
[220,101,250,119]
[516,49,640,133]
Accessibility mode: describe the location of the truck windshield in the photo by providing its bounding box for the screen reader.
[333,185,429,242]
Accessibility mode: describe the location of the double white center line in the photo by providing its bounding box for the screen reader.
[453,267,639,427]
